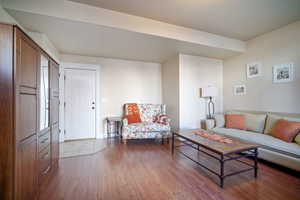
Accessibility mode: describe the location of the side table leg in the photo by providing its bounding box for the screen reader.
[171,132,175,155]
[106,120,110,138]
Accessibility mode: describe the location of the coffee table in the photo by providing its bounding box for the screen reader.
[171,129,259,188]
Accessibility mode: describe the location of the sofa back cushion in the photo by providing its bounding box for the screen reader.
[245,113,267,133]
[225,114,246,130]
[271,119,300,142]
[226,111,266,133]
[125,104,166,123]
[264,115,300,135]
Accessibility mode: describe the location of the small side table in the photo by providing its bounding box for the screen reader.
[106,117,122,138]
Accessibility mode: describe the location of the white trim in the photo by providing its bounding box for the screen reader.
[59,62,102,142]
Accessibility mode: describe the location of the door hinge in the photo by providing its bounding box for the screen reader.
[64,75,66,80]
[64,102,66,107]
[64,130,66,135]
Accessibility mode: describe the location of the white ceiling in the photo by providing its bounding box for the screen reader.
[7,10,239,63]
[70,0,300,40]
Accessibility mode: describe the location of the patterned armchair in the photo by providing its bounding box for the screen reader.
[122,104,171,143]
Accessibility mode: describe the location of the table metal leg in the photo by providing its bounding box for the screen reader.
[254,148,258,178]
[220,155,224,188]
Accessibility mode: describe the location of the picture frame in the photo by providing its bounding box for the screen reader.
[234,85,246,96]
[246,62,262,79]
[273,63,294,83]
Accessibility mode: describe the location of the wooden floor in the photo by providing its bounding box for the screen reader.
[39,139,300,200]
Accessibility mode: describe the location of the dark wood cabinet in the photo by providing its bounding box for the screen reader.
[16,135,38,200]
[0,23,60,200]
[50,61,60,168]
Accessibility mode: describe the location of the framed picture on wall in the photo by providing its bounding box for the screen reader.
[273,63,294,83]
[246,62,262,79]
[234,85,246,96]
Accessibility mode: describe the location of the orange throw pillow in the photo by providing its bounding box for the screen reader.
[126,103,142,124]
[271,119,300,142]
[225,114,246,130]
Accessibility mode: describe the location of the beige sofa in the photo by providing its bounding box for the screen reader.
[208,110,300,171]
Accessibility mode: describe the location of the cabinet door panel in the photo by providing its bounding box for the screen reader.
[50,61,60,168]
[16,135,37,200]
[51,124,59,167]
[16,31,38,88]
[51,61,59,92]
[18,94,37,142]
[52,97,59,124]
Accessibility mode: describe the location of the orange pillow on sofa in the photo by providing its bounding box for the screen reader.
[225,114,246,130]
[271,119,300,142]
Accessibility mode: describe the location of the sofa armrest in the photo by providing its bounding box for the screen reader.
[205,119,216,130]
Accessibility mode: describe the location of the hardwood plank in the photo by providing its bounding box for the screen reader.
[39,140,300,200]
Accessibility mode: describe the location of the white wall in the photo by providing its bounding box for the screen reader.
[162,56,180,130]
[0,4,60,62]
[28,32,60,62]
[0,3,20,24]
[223,20,300,113]
[179,54,223,129]
[61,54,162,137]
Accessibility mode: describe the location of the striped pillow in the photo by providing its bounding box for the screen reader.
[153,114,170,125]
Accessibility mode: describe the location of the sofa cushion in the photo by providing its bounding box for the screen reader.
[212,127,300,158]
[225,114,246,130]
[227,111,266,133]
[271,119,300,142]
[124,122,170,133]
[264,114,283,134]
[264,115,300,135]
[245,113,267,133]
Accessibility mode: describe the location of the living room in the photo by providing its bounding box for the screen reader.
[0,0,299,200]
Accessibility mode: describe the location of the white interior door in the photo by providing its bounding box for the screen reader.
[64,69,96,140]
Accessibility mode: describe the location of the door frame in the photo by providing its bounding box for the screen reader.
[60,62,101,142]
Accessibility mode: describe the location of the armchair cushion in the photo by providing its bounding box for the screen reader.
[124,122,171,133]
